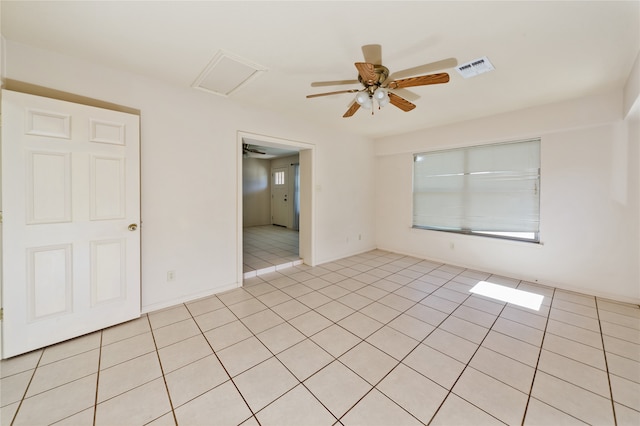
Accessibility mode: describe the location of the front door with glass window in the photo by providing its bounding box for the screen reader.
[271,167,289,227]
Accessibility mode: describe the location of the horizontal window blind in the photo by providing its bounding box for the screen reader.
[413,139,540,238]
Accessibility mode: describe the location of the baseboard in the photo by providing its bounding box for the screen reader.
[141,281,239,314]
[316,245,378,267]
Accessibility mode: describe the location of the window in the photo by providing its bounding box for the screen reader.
[413,139,540,242]
[274,171,285,185]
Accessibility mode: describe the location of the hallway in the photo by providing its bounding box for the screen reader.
[243,225,300,275]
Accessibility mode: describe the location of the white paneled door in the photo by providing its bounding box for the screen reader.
[1,90,141,358]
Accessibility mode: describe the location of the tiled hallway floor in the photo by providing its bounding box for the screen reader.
[243,225,300,274]
[2,250,639,425]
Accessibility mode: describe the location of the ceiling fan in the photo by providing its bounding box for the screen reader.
[243,143,265,155]
[307,45,456,118]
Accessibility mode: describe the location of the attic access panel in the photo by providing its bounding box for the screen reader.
[193,50,267,97]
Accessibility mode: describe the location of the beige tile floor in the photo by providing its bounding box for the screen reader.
[2,250,639,425]
[243,225,300,273]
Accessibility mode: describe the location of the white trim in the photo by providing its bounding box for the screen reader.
[316,246,378,267]
[242,259,303,280]
[141,282,239,314]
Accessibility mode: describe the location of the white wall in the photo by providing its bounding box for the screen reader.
[375,91,640,303]
[270,154,300,169]
[242,157,271,227]
[3,40,377,312]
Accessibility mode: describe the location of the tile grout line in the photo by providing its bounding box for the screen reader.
[520,291,608,424]
[425,282,508,426]
[216,287,342,424]
[146,314,179,426]
[234,254,434,422]
[544,325,609,351]
[334,270,456,425]
[329,261,482,422]
[92,330,103,426]
[595,297,618,426]
[520,286,555,425]
[8,343,104,425]
[325,266,490,424]
[183,301,263,426]
[230,286,347,422]
[9,348,44,426]
[332,294,437,423]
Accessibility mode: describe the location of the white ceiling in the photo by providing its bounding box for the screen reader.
[2,1,639,139]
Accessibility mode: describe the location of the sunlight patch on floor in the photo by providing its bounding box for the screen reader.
[470,281,544,311]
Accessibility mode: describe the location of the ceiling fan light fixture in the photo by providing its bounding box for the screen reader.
[378,94,390,108]
[355,91,373,109]
[373,87,390,108]
[373,87,387,100]
[355,91,370,105]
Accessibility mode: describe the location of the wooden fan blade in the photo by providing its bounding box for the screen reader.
[387,73,449,89]
[306,89,359,98]
[388,58,458,80]
[343,102,361,118]
[361,44,382,65]
[311,79,359,87]
[355,62,378,85]
[388,92,416,112]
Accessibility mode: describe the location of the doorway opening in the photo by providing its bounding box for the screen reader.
[237,132,314,283]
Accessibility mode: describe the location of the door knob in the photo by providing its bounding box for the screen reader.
[128,223,138,231]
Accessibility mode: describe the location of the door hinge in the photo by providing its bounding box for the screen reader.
[0,308,3,321]
[0,211,3,223]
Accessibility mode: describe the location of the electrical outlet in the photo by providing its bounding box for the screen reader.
[167,271,175,281]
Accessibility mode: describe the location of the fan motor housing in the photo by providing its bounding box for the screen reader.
[358,65,389,87]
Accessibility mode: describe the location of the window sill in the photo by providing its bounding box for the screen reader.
[411,226,542,245]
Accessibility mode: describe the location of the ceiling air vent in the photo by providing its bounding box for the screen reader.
[192,50,267,97]
[456,56,495,79]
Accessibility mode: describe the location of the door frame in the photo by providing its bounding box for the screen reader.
[236,131,315,284]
